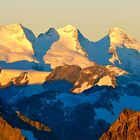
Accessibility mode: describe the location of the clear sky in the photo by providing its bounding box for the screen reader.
[0,0,140,41]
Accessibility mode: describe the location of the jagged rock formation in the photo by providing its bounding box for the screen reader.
[0,115,26,140]
[72,65,116,93]
[16,111,51,133]
[46,65,81,84]
[12,72,29,86]
[0,72,28,88]
[99,109,140,140]
[45,64,127,93]
[0,69,50,88]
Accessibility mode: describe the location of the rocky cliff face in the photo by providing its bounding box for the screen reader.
[16,111,51,133]
[0,115,26,140]
[0,98,51,140]
[0,72,29,88]
[99,109,140,140]
[45,64,127,93]
[46,65,82,84]
[0,69,50,88]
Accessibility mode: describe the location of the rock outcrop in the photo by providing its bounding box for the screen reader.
[16,111,51,133]
[0,72,29,88]
[46,65,81,84]
[99,109,140,140]
[0,69,50,88]
[45,64,127,93]
[0,115,26,140]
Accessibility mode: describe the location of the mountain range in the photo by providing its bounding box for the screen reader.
[0,23,140,140]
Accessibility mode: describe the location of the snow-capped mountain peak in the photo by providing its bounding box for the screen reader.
[0,23,22,31]
[108,27,140,65]
[0,23,36,64]
[1,23,140,140]
[109,27,140,51]
[0,23,32,48]
[56,24,86,54]
[43,25,93,69]
[1,23,140,75]
[58,24,77,33]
